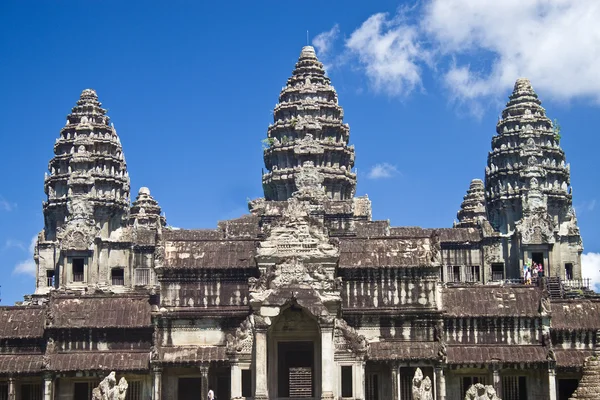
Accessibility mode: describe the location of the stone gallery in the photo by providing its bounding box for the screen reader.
[0,46,598,400]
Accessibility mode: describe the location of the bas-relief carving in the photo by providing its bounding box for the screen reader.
[335,318,368,356]
[56,219,99,251]
[412,368,433,400]
[226,317,254,355]
[91,372,128,400]
[517,211,555,245]
[293,134,324,156]
[464,383,502,400]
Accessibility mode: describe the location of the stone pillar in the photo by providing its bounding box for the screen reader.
[8,376,15,400]
[355,361,366,400]
[230,362,242,400]
[548,367,557,400]
[254,329,268,400]
[321,326,335,400]
[391,363,399,400]
[152,367,162,400]
[201,365,209,399]
[492,366,502,399]
[43,374,53,400]
[435,367,446,400]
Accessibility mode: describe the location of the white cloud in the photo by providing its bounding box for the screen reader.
[574,199,597,216]
[316,1,600,107]
[345,13,430,96]
[12,236,37,277]
[424,0,600,104]
[582,252,600,292]
[367,163,399,179]
[2,239,25,252]
[313,24,340,58]
[0,195,16,212]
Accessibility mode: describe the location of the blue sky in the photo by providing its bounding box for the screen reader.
[1,1,600,304]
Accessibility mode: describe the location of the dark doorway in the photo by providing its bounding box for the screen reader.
[216,374,230,400]
[491,263,505,281]
[532,252,544,267]
[558,379,578,400]
[565,263,574,280]
[178,378,201,400]
[73,382,90,400]
[278,341,314,397]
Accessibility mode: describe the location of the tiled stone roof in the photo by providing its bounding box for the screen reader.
[159,346,227,364]
[0,354,43,374]
[368,341,436,361]
[443,287,542,317]
[447,345,546,364]
[163,238,256,269]
[555,349,595,368]
[551,300,600,330]
[49,295,151,328]
[437,227,482,243]
[338,237,434,268]
[48,352,148,372]
[0,307,45,338]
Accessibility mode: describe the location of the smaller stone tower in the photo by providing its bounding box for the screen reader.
[456,179,487,228]
[43,89,130,241]
[262,46,356,201]
[484,79,582,279]
[35,89,160,295]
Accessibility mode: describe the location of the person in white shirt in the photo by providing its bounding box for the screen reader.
[207,388,215,400]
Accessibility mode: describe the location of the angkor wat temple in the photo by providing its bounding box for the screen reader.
[1,46,598,400]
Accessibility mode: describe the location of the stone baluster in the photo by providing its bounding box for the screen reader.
[435,367,446,400]
[200,365,209,399]
[230,361,242,400]
[152,367,162,400]
[253,328,268,400]
[8,376,15,400]
[548,366,557,400]
[43,374,53,400]
[321,323,335,400]
[492,363,502,399]
[355,361,366,400]
[391,362,399,400]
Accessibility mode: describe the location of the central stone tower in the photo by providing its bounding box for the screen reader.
[262,46,356,201]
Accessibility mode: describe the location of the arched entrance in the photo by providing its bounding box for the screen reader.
[268,304,321,399]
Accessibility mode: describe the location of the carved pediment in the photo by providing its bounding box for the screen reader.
[57,219,98,251]
[517,211,555,244]
[257,199,338,263]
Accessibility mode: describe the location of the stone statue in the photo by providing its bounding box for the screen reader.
[412,368,433,400]
[91,371,128,400]
[464,383,502,400]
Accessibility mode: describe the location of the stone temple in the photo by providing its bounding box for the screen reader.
[0,46,598,400]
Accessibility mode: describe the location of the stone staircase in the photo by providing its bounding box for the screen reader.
[546,277,563,299]
[569,356,600,399]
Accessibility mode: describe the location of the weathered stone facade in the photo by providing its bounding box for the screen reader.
[0,46,597,400]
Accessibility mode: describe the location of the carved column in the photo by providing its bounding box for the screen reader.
[254,328,269,400]
[152,367,162,400]
[435,367,446,400]
[321,324,335,400]
[230,361,242,400]
[354,361,366,400]
[8,376,15,400]
[43,374,53,400]
[200,365,209,399]
[492,364,502,399]
[548,366,557,400]
[391,363,399,400]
